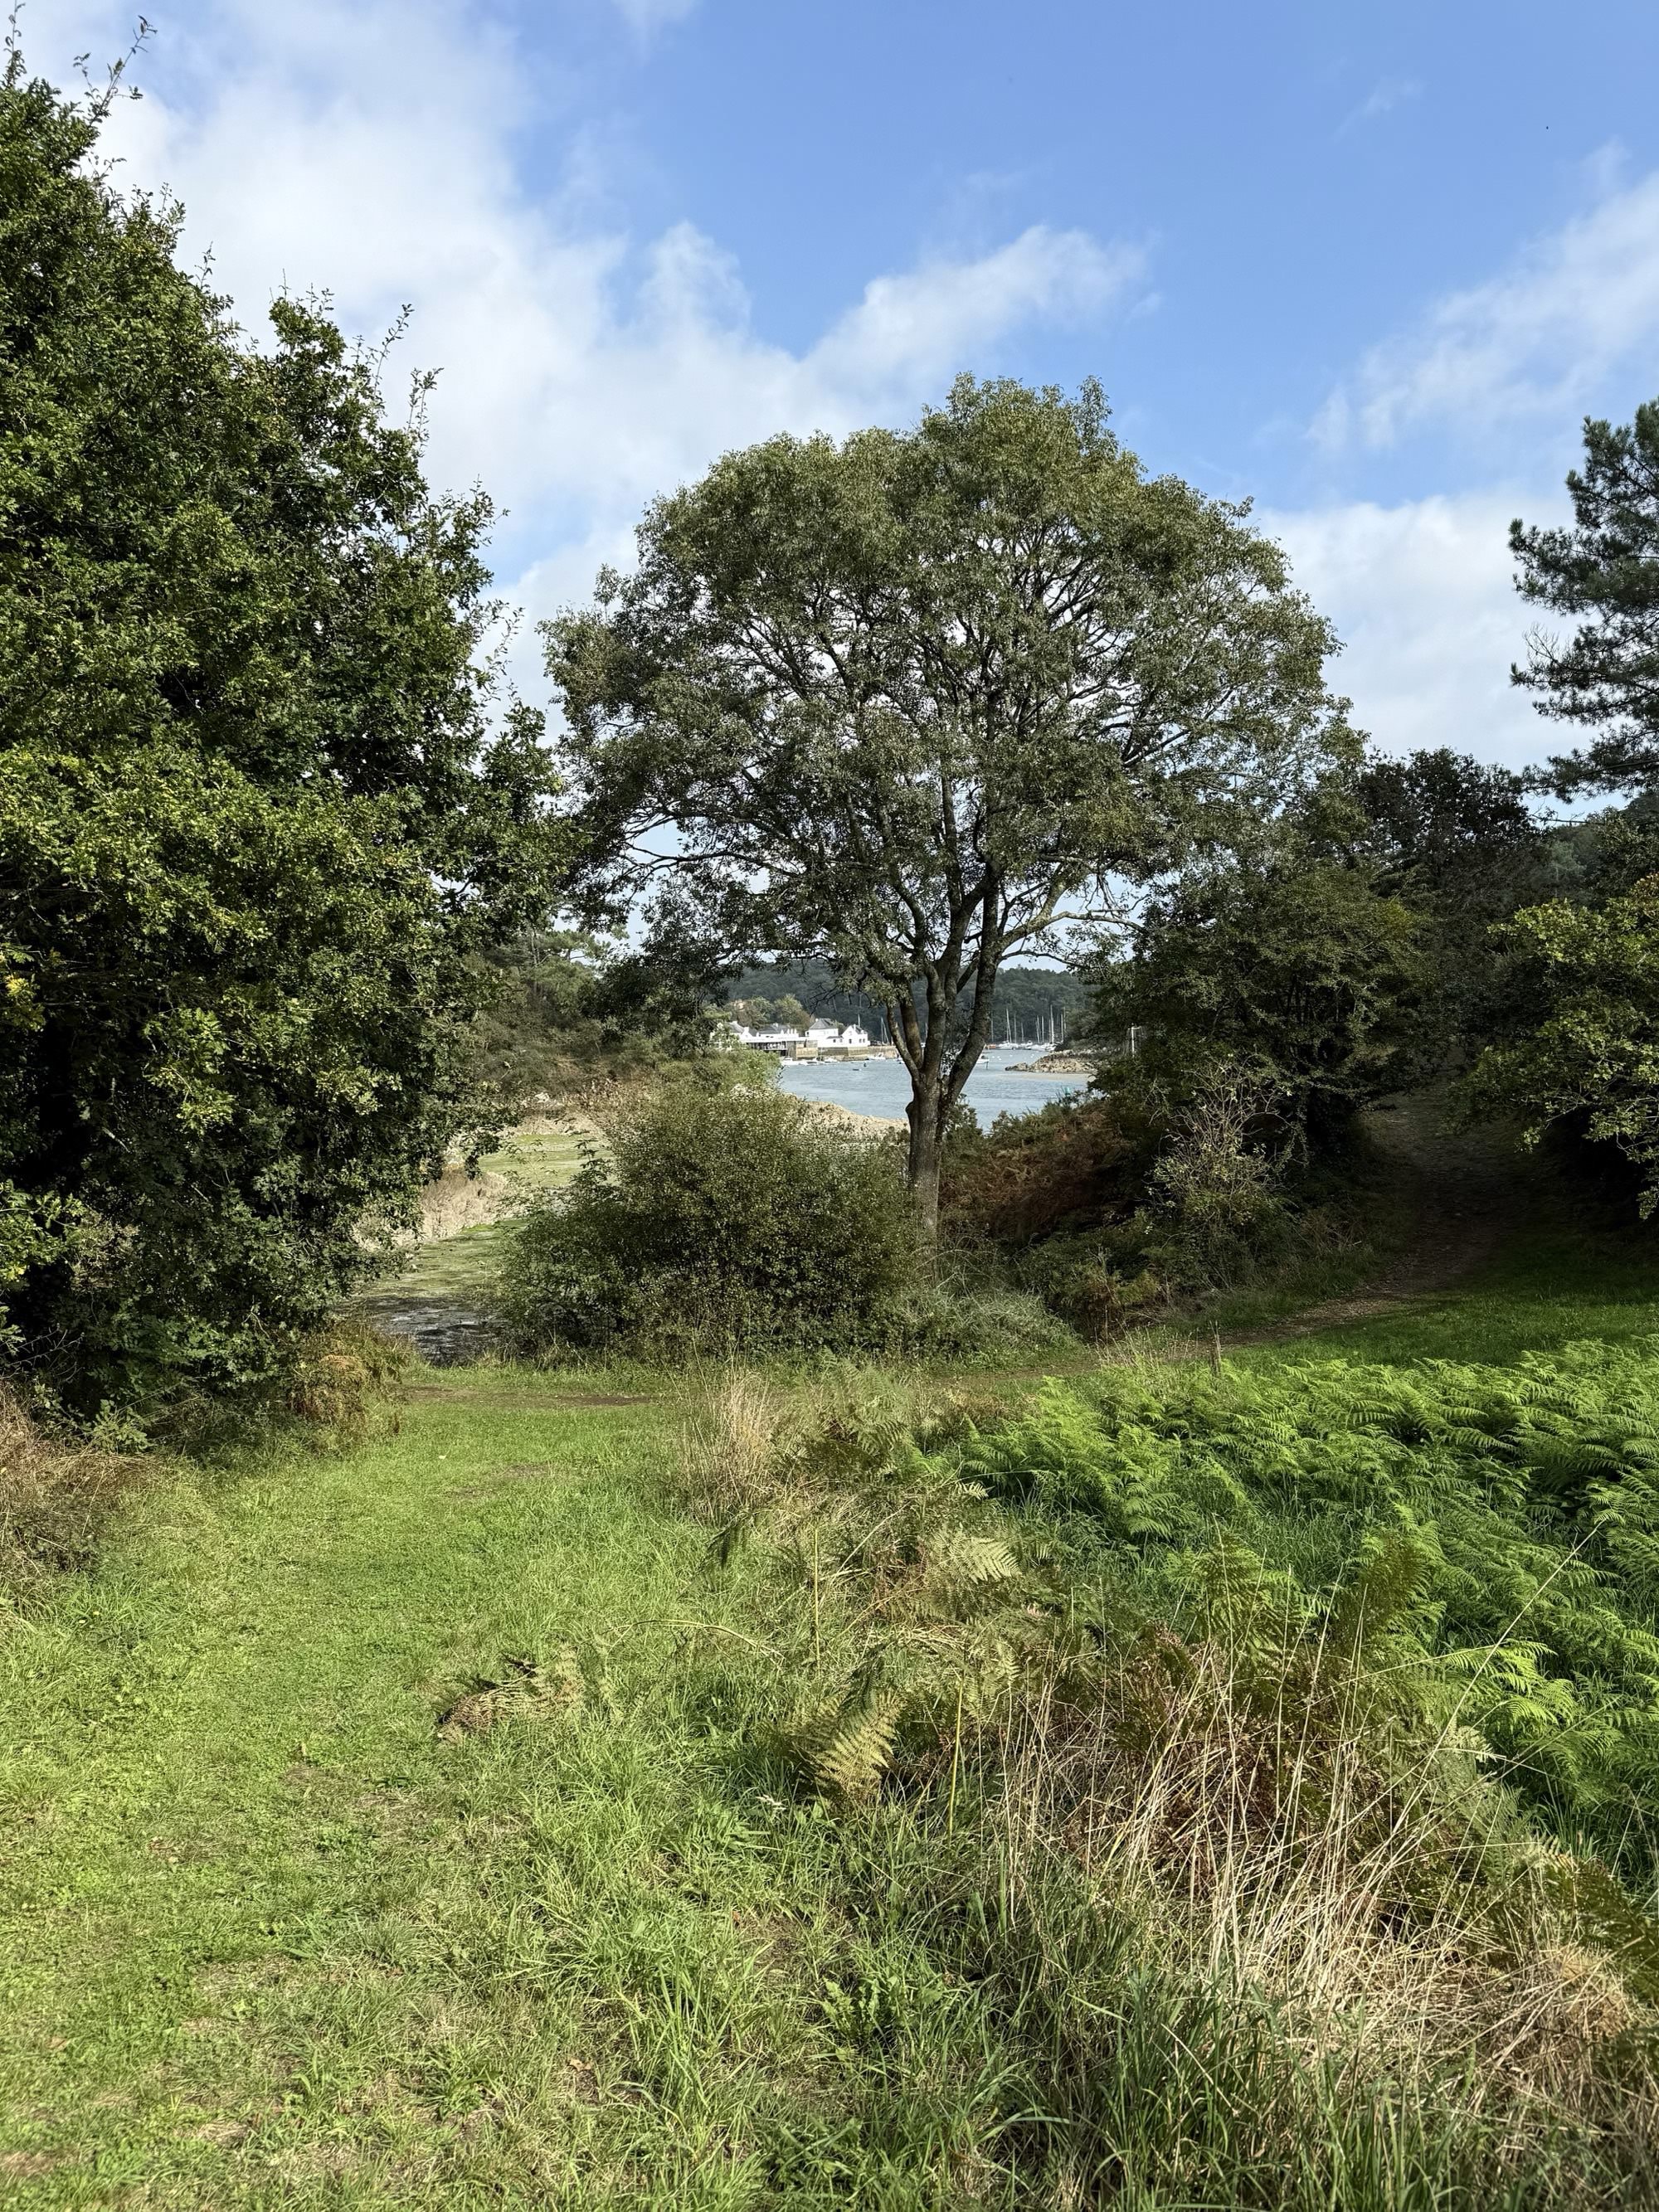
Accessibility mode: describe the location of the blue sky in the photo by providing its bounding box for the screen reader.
[31,0,1659,764]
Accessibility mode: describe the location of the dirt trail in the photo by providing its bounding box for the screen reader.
[1219,1100,1525,1349]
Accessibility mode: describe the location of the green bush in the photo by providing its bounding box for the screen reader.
[0,65,559,1412]
[1013,1229,1167,1337]
[893,1283,1078,1364]
[497,1082,921,1358]
[1141,1058,1298,1289]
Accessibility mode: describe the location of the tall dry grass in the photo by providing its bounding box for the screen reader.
[0,1386,147,1602]
[993,1631,1657,2159]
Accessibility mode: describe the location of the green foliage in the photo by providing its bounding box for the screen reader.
[966,1341,1659,1867]
[465,926,708,1109]
[0,61,561,1408]
[465,926,608,1106]
[498,1081,920,1357]
[1556,787,1659,901]
[1141,1059,1298,1289]
[720,992,813,1033]
[693,1349,1659,2201]
[1360,747,1553,1062]
[889,1281,1080,1363]
[724,957,1092,1046]
[941,1091,1151,1248]
[1360,748,1541,890]
[552,373,1354,1226]
[1512,396,1659,796]
[1094,789,1430,1142]
[1466,877,1659,1211]
[939,1079,1326,1325]
[0,1383,148,1601]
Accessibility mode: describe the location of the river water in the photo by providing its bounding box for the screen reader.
[776,1053,1085,1123]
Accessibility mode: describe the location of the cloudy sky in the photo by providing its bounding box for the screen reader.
[27,0,1659,764]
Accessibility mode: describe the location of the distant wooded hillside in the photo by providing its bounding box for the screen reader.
[722,960,1092,1046]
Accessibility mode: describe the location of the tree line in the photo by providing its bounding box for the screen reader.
[718,960,1092,1043]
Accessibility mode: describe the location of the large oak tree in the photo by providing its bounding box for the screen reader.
[548,377,1355,1232]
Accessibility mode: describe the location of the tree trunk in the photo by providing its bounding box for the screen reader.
[907,1081,943,1247]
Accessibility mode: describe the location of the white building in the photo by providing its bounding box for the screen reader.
[726,1017,872,1056]
[805,1018,871,1049]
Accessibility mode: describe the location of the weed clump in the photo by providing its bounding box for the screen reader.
[282,1319,410,1437]
[0,1388,146,1601]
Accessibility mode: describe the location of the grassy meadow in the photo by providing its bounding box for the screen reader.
[3,1198,1659,2208]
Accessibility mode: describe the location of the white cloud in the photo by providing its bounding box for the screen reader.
[811,230,1145,396]
[1316,168,1659,449]
[609,0,699,36]
[1269,493,1552,766]
[36,0,1139,639]
[1338,75,1421,133]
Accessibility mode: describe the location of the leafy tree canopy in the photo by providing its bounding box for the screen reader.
[1353,748,1551,1067]
[1513,399,1659,796]
[0,56,562,1409]
[548,376,1355,1231]
[1092,783,1430,1142]
[1464,878,1659,1212]
[1357,748,1540,902]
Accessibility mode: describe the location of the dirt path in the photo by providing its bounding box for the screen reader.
[1220,1100,1527,1349]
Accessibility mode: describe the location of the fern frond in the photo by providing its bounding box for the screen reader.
[807,1693,904,1797]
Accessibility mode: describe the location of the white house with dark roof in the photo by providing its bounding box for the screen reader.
[726,1017,872,1057]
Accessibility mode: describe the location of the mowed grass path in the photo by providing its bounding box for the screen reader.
[2,1208,1656,2208]
[0,1387,932,2209]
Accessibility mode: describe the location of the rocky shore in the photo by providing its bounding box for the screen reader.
[1007,1050,1099,1075]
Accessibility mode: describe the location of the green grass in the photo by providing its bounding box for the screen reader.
[484,1125,591,1192]
[367,1219,513,1303]
[1237,1209,1659,1369]
[353,1125,591,1314]
[0,1390,878,2205]
[3,1198,1657,2205]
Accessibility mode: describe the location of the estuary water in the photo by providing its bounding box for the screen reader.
[776,1053,1085,1124]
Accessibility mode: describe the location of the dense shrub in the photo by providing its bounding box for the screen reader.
[940,1077,1330,1333]
[498,1082,921,1358]
[1092,834,1430,1145]
[1013,1229,1166,1337]
[893,1283,1078,1364]
[940,1091,1153,1249]
[0,65,559,1413]
[1140,1058,1298,1289]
